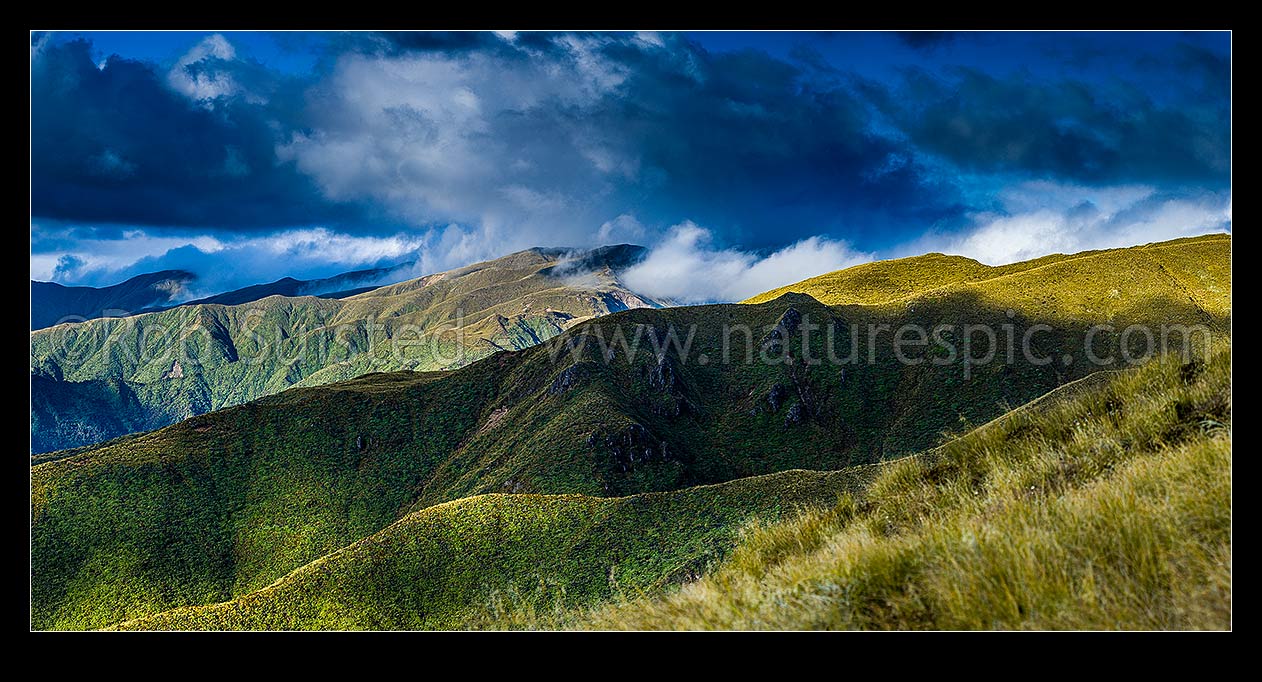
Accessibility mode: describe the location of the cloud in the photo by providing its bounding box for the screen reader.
[896,32,958,51]
[861,63,1230,187]
[167,34,238,101]
[621,222,872,303]
[273,32,963,251]
[31,224,225,281]
[51,255,87,281]
[596,214,645,243]
[31,227,429,296]
[30,31,1231,301]
[30,37,369,229]
[903,183,1232,265]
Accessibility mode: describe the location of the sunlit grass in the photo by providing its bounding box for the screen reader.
[577,345,1231,630]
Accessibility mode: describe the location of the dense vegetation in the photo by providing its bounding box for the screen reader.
[578,345,1231,630]
[31,245,658,452]
[30,235,1230,630]
[113,469,876,630]
[116,344,1230,630]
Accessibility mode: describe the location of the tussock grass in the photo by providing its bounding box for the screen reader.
[576,345,1231,630]
[32,236,1230,630]
[742,234,1229,313]
[111,469,876,631]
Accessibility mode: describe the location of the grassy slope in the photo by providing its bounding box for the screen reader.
[31,235,1230,629]
[119,344,1229,631]
[30,246,657,453]
[741,234,1228,308]
[113,469,876,630]
[578,346,1231,630]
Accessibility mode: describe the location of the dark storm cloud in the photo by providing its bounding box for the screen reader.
[31,31,1230,253]
[896,31,957,50]
[30,38,369,229]
[328,30,514,57]
[861,63,1230,187]
[276,33,968,249]
[587,40,966,244]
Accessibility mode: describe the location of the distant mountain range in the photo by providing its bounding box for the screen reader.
[30,262,414,331]
[30,244,660,453]
[30,235,1229,630]
[147,262,416,309]
[31,270,196,330]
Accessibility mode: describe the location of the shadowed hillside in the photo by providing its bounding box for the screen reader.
[31,236,1228,629]
[31,270,196,330]
[114,344,1229,630]
[111,469,876,630]
[576,345,1231,630]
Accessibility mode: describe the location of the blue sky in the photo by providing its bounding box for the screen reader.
[30,31,1231,302]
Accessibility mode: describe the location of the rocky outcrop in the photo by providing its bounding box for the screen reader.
[767,383,787,412]
[643,353,696,418]
[762,306,803,355]
[164,361,184,380]
[549,364,588,396]
[586,423,671,473]
[754,377,815,426]
[784,402,803,425]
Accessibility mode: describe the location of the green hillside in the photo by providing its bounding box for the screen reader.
[742,234,1230,314]
[117,343,1229,630]
[31,245,659,453]
[111,469,875,630]
[31,235,1230,630]
[579,345,1231,630]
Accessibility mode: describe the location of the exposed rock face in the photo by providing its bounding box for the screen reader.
[762,306,803,354]
[777,306,803,335]
[164,361,184,380]
[784,402,803,425]
[767,383,787,412]
[647,354,676,393]
[586,423,671,473]
[643,353,696,417]
[549,364,585,396]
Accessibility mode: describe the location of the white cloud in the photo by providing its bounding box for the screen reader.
[901,183,1232,265]
[168,34,239,102]
[621,221,872,303]
[274,39,643,249]
[31,227,431,296]
[634,32,665,48]
[247,228,425,266]
[30,253,64,282]
[596,214,646,244]
[31,230,225,281]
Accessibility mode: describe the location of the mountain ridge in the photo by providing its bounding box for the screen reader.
[31,236,1229,629]
[108,344,1230,630]
[30,245,660,453]
[742,234,1229,309]
[145,261,416,310]
[31,270,197,330]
